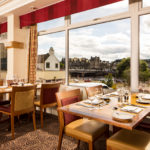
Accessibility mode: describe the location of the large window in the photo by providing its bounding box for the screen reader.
[71,0,128,24]
[139,14,150,91]
[37,17,64,32]
[69,19,131,88]
[37,31,65,82]
[143,0,150,7]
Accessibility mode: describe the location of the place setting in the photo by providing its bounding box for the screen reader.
[136,93,150,104]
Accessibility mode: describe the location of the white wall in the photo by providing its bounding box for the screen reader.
[45,55,60,71]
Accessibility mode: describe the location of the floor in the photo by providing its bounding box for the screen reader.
[0,113,106,150]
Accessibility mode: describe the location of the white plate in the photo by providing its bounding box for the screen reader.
[0,86,8,88]
[142,94,150,100]
[136,99,150,104]
[113,111,133,120]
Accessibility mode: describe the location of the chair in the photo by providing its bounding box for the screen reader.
[56,89,108,150]
[0,79,3,100]
[34,83,60,128]
[107,129,150,150]
[0,86,36,139]
[86,85,103,97]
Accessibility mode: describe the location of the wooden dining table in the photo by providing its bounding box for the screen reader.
[59,93,150,130]
[0,84,41,94]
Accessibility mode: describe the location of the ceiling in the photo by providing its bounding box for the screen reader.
[0,0,64,23]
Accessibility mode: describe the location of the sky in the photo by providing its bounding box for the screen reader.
[38,0,150,62]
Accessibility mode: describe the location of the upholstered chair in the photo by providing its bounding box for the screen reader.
[107,129,150,150]
[56,89,108,150]
[86,85,103,97]
[34,83,60,128]
[0,86,36,139]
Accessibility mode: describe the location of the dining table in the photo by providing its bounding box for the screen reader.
[59,92,150,130]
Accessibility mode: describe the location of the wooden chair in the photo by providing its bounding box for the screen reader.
[0,79,3,100]
[56,89,108,150]
[34,83,60,128]
[107,129,150,150]
[86,85,103,97]
[0,86,36,139]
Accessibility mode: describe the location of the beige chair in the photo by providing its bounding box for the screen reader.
[86,85,103,97]
[34,83,60,128]
[107,129,150,150]
[0,86,36,139]
[56,89,108,150]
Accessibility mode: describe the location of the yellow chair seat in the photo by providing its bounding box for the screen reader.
[65,118,107,142]
[34,100,40,106]
[107,129,150,150]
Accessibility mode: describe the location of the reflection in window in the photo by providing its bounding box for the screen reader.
[69,19,131,89]
[37,17,64,32]
[71,0,128,24]
[143,0,150,7]
[37,32,65,82]
[139,14,150,91]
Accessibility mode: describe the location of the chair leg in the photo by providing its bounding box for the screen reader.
[32,111,36,130]
[88,142,93,150]
[77,140,80,149]
[58,128,64,150]
[40,107,43,128]
[11,115,15,139]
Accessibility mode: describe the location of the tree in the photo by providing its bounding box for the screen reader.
[116,58,150,83]
[105,73,113,87]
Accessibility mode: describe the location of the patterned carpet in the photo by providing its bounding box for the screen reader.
[0,113,106,150]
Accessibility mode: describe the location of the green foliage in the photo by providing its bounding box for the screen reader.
[116,58,150,83]
[105,73,113,87]
[116,58,130,78]
[140,60,148,72]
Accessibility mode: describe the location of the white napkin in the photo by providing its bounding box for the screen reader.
[121,106,143,113]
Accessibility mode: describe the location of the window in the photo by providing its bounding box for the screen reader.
[139,14,150,90]
[69,19,131,88]
[143,0,150,7]
[55,63,58,68]
[46,62,50,68]
[38,17,64,32]
[71,0,128,24]
[37,31,65,81]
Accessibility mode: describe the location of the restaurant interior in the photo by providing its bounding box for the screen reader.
[0,0,150,149]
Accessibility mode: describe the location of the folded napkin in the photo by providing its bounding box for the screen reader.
[121,106,143,113]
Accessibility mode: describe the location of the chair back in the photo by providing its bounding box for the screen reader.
[0,79,3,86]
[56,89,81,127]
[86,85,103,97]
[40,83,60,105]
[11,86,35,114]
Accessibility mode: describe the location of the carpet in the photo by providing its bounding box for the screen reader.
[0,113,106,150]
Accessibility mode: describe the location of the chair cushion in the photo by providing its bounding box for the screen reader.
[0,105,11,113]
[61,96,81,125]
[107,129,150,150]
[65,119,106,142]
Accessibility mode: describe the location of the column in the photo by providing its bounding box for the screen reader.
[6,14,30,81]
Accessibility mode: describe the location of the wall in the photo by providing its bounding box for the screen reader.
[45,55,60,71]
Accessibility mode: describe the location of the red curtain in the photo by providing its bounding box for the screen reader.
[0,22,7,34]
[20,0,122,28]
